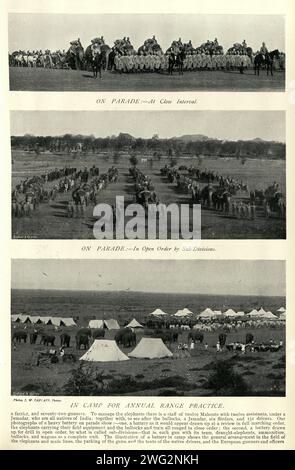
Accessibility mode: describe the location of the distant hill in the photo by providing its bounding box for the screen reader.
[178,134,210,142]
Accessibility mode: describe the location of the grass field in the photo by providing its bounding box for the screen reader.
[11,290,286,396]
[12,150,286,239]
[9,67,285,92]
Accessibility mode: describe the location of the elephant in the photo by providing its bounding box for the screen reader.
[76,328,91,338]
[246,333,254,344]
[201,185,214,208]
[122,332,136,348]
[40,334,55,346]
[92,329,105,339]
[30,332,38,344]
[212,191,231,212]
[218,333,227,348]
[115,328,131,345]
[12,331,27,343]
[172,332,179,343]
[155,330,173,344]
[60,333,71,348]
[75,334,89,350]
[188,331,204,343]
[65,45,84,70]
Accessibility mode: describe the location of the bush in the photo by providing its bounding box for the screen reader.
[266,373,285,380]
[21,380,58,395]
[272,363,285,370]
[63,364,107,396]
[204,361,251,396]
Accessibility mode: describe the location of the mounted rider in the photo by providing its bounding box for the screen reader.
[90,37,103,56]
[260,42,268,60]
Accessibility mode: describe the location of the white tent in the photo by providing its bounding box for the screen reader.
[247,309,259,317]
[223,309,238,317]
[182,308,193,315]
[88,319,104,329]
[257,308,267,316]
[126,319,144,329]
[280,311,286,320]
[174,310,190,317]
[264,311,278,319]
[277,307,286,313]
[128,338,173,359]
[149,309,168,316]
[41,316,54,324]
[50,317,63,327]
[236,311,245,317]
[31,316,42,324]
[104,319,120,330]
[80,340,129,362]
[257,310,277,319]
[199,308,215,318]
[20,315,33,323]
[213,310,223,316]
[11,314,21,322]
[61,318,76,327]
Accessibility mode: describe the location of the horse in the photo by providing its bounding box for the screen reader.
[92,50,104,79]
[168,52,176,75]
[254,49,280,76]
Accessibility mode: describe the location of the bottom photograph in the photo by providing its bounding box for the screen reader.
[11,259,286,397]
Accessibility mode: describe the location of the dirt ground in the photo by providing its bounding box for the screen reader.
[12,151,286,239]
[9,67,285,92]
[11,325,285,397]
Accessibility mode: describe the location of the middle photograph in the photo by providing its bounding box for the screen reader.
[11,110,286,240]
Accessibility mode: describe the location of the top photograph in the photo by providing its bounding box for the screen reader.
[8,13,285,92]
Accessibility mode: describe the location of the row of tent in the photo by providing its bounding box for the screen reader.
[88,319,121,330]
[149,307,286,319]
[88,318,144,330]
[80,338,172,362]
[11,314,77,327]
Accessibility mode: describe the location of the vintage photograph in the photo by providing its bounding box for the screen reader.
[8,13,285,92]
[11,259,286,397]
[11,111,286,240]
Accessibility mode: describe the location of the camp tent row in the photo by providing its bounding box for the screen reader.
[149,307,280,319]
[11,314,76,326]
[88,319,120,330]
[80,337,173,362]
[198,307,279,319]
[150,308,193,317]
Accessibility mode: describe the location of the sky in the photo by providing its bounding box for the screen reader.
[8,13,285,53]
[10,111,285,142]
[11,260,285,297]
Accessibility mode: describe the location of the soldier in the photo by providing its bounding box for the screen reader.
[114,52,123,73]
[154,52,161,72]
[260,41,268,59]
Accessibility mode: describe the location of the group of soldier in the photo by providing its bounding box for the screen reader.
[11,35,285,73]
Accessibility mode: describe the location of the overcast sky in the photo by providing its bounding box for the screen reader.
[8,13,285,53]
[10,111,285,142]
[11,260,285,296]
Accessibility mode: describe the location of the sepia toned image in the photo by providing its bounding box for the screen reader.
[11,259,286,397]
[11,110,286,240]
[8,13,285,92]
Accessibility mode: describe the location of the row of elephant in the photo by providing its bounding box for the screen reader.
[129,167,159,208]
[12,328,254,350]
[161,165,285,216]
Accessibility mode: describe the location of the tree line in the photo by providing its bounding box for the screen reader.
[11,133,285,160]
